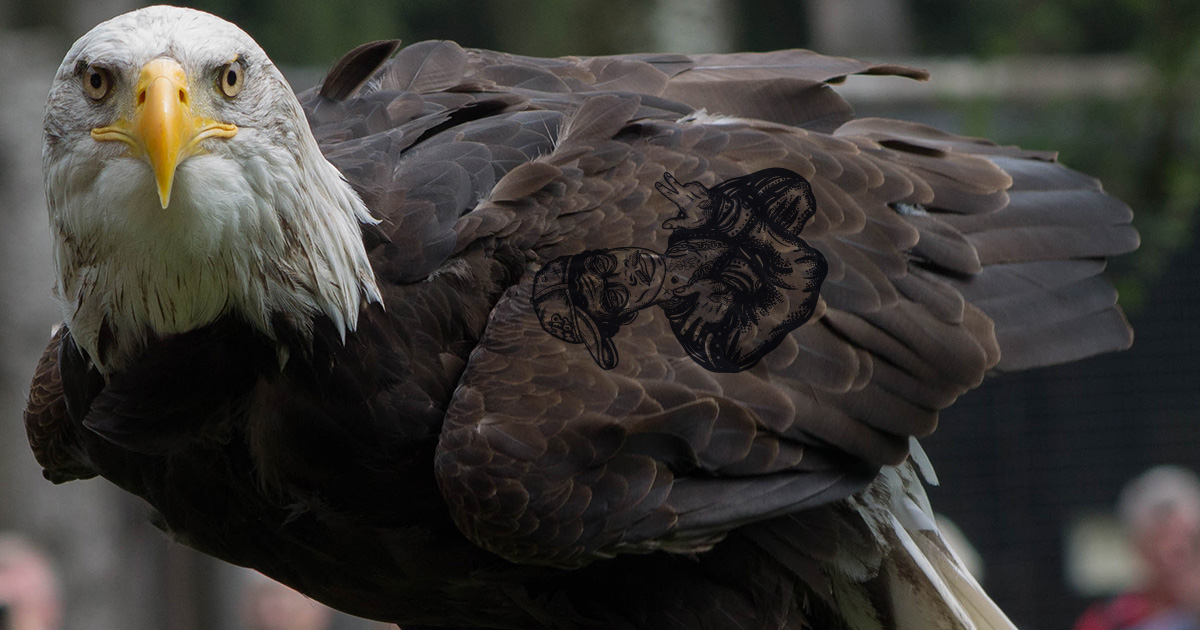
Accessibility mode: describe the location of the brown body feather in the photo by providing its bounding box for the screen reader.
[28,39,1136,629]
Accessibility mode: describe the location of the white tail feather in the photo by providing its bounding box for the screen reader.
[834,462,1018,630]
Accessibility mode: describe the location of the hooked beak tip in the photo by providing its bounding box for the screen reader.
[156,181,172,209]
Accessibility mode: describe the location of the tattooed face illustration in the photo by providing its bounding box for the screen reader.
[533,168,826,373]
[572,248,667,321]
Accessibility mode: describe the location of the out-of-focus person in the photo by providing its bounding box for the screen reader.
[0,534,61,630]
[242,573,333,630]
[1075,466,1200,630]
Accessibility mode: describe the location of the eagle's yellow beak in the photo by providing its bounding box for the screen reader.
[91,58,237,208]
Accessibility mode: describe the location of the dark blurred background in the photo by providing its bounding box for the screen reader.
[1,1,1198,628]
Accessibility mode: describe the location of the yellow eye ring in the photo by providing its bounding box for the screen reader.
[83,65,113,101]
[218,60,244,97]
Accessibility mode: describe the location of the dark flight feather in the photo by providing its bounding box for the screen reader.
[24,328,96,483]
[318,39,402,101]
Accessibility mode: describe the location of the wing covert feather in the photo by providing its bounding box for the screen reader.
[24,328,97,483]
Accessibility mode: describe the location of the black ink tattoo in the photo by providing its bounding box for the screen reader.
[531,168,827,372]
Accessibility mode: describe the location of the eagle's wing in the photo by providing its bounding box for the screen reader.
[25,327,97,483]
[299,42,1136,567]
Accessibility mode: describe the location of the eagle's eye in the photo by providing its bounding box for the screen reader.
[218,59,244,97]
[82,65,113,101]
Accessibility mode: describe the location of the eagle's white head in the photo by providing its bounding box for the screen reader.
[43,5,382,373]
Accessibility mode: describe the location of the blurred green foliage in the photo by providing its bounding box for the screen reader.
[180,0,657,62]
[910,0,1142,56]
[176,0,811,61]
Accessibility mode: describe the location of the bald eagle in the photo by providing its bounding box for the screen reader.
[26,6,1137,629]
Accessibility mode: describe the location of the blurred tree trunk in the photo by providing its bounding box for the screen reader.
[0,23,166,630]
[806,0,914,57]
